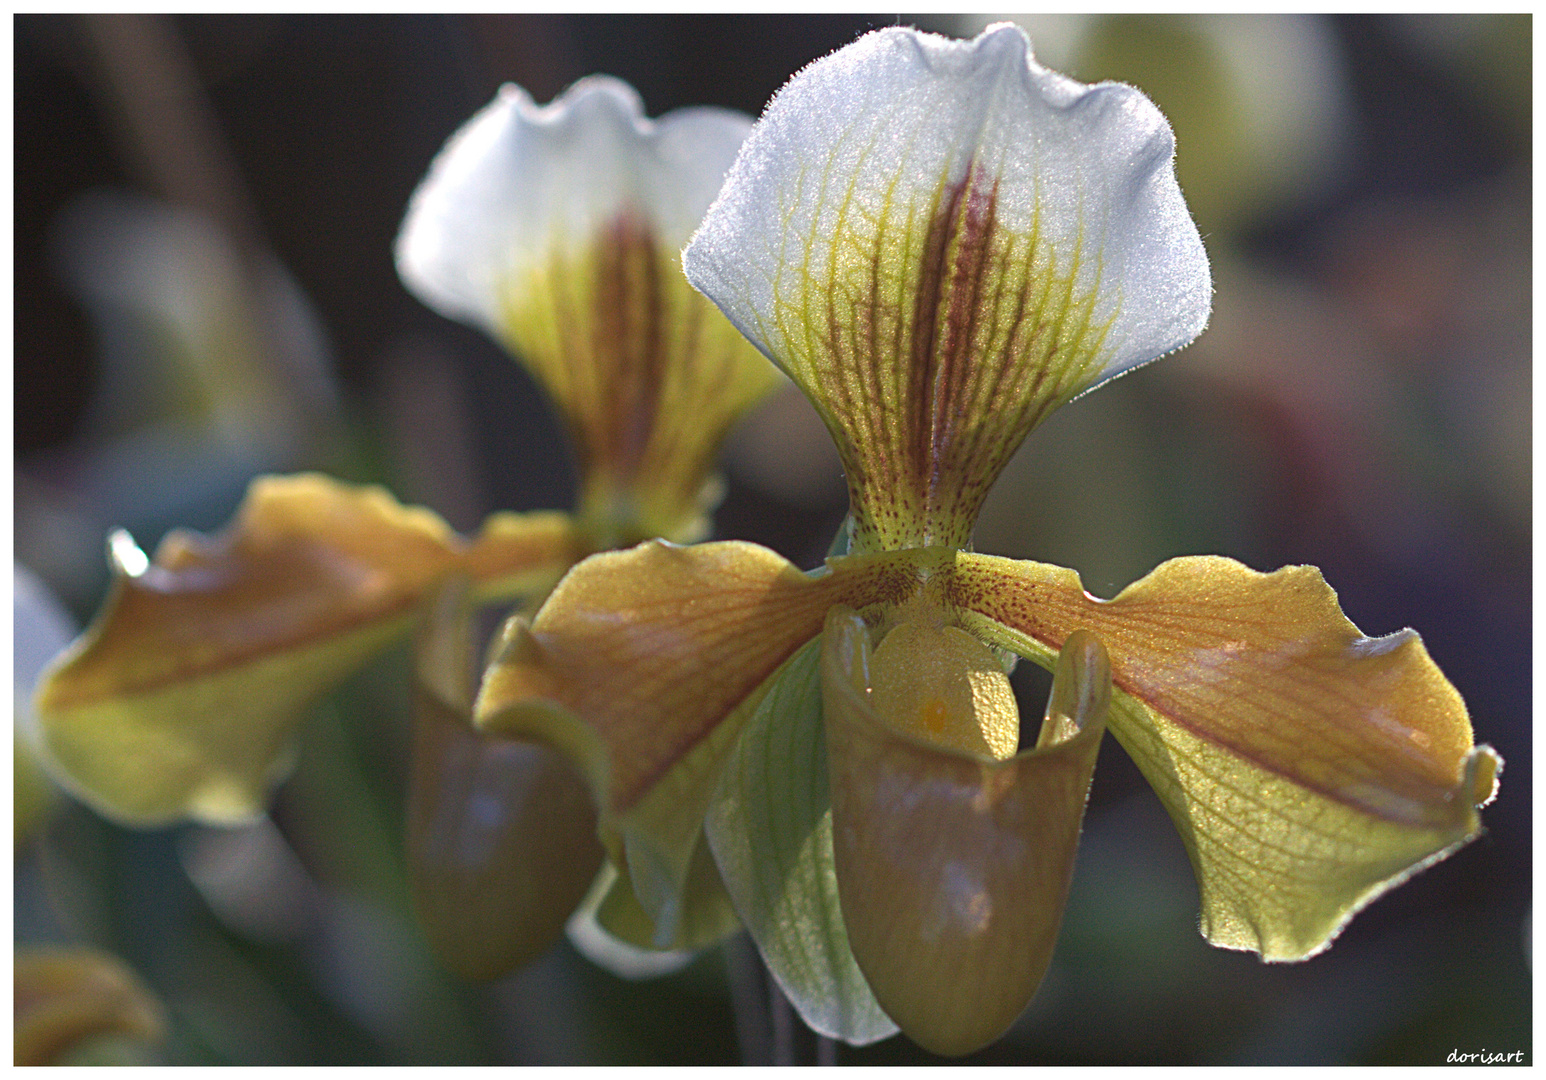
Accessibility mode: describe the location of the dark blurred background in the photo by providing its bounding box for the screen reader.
[14,14,1530,1064]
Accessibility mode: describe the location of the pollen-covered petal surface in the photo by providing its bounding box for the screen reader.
[821,608,1108,1056]
[952,552,1499,960]
[868,618,1019,759]
[31,473,576,826]
[685,23,1209,550]
[396,78,780,543]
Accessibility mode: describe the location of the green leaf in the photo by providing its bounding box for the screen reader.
[705,639,898,1045]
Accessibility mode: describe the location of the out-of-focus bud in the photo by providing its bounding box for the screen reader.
[14,947,167,1065]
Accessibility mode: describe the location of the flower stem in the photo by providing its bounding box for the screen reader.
[769,966,795,1066]
[725,932,772,1065]
[725,932,837,1064]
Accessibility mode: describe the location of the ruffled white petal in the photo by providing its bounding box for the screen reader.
[684,22,1211,390]
[396,76,753,343]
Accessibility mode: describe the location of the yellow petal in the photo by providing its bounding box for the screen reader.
[14,947,165,1066]
[406,579,603,980]
[463,509,591,603]
[472,540,934,942]
[33,473,576,825]
[951,551,1499,959]
[822,607,1108,1055]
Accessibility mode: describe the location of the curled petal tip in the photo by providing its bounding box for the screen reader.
[1036,627,1111,749]
[1466,744,1502,808]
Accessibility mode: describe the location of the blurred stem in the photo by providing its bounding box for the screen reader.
[769,966,795,1066]
[76,14,261,247]
[723,932,836,1065]
[725,932,772,1065]
[75,13,304,414]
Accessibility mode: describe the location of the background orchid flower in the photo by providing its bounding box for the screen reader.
[397,76,780,550]
[31,76,776,979]
[474,24,1500,1057]
[14,946,167,1066]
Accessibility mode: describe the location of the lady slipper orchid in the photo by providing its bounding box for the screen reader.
[32,77,776,979]
[473,25,1500,1057]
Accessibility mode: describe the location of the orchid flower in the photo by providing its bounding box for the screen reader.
[474,26,1501,1056]
[32,78,777,978]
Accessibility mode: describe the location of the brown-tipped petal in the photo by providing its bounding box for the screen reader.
[32,473,574,826]
[407,579,604,980]
[953,552,1499,960]
[473,540,925,942]
[15,947,166,1066]
[821,607,1108,1056]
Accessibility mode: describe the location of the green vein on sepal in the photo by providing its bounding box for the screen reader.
[705,640,898,1045]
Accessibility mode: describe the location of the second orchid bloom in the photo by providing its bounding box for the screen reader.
[34,77,777,976]
[475,25,1499,1056]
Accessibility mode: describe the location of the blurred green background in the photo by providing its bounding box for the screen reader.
[14,14,1529,1064]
